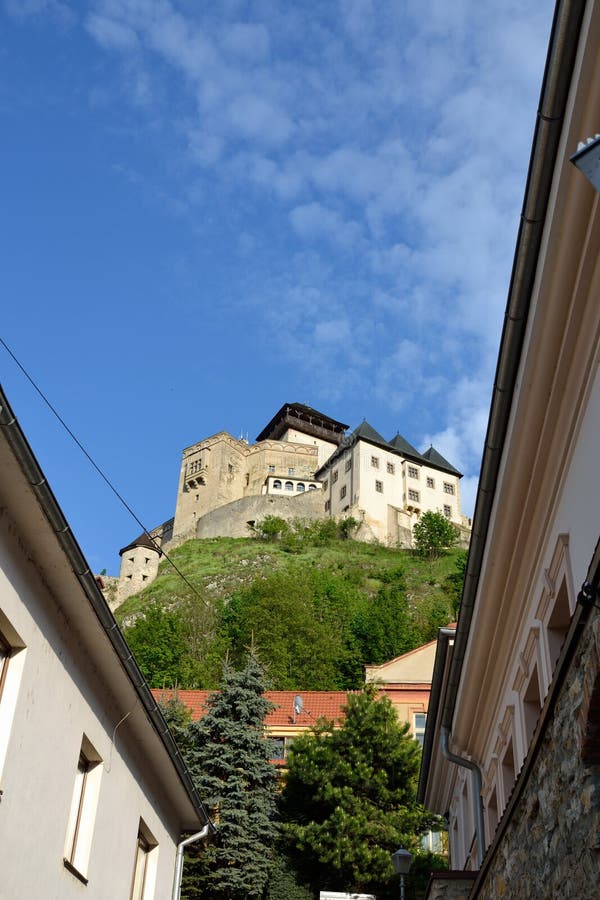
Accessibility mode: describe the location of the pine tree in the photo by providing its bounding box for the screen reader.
[280,685,437,896]
[184,652,278,899]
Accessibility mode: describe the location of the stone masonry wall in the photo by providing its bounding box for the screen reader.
[195,491,325,539]
[476,607,600,899]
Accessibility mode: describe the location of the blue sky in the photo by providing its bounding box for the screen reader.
[1,0,553,574]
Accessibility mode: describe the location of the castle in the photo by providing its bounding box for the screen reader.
[116,402,471,603]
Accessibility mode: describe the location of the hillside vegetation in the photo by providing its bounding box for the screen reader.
[116,520,464,691]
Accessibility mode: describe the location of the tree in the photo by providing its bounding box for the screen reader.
[413,511,460,559]
[183,652,279,898]
[123,601,196,687]
[280,686,436,896]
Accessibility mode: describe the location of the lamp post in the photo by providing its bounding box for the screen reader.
[391,847,412,900]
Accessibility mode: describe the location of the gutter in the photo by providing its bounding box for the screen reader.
[171,824,212,900]
[0,386,214,834]
[440,0,587,735]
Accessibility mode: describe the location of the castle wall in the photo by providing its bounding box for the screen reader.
[195,491,325,539]
[172,432,321,545]
[280,427,338,468]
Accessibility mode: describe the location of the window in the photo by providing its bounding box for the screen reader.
[64,737,102,882]
[227,463,234,474]
[296,483,305,492]
[324,500,330,511]
[268,465,275,473]
[345,459,352,472]
[375,480,383,493]
[323,479,328,491]
[130,821,158,900]
[284,481,294,491]
[408,465,419,479]
[332,470,338,484]
[443,482,455,495]
[308,484,317,491]
[0,632,10,704]
[0,616,26,783]
[371,456,379,468]
[273,480,282,489]
[340,485,347,500]
[288,467,295,476]
[413,712,427,747]
[271,737,285,760]
[427,476,435,488]
[443,505,452,518]
[387,462,395,474]
[408,489,420,502]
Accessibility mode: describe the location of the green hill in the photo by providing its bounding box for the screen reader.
[116,526,464,691]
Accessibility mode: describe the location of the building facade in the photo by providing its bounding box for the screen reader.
[0,387,212,899]
[418,2,600,896]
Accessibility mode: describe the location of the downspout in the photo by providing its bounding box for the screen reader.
[440,727,485,869]
[171,824,212,900]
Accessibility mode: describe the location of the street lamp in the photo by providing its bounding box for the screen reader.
[391,847,413,900]
[571,134,600,192]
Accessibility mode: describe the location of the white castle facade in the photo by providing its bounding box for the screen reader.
[117,403,471,603]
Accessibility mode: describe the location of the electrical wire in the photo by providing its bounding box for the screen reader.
[0,335,209,607]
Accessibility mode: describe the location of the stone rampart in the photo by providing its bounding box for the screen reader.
[195,492,325,539]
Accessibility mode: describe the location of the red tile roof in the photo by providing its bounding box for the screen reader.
[152,688,354,726]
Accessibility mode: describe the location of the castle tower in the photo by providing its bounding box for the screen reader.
[116,533,162,604]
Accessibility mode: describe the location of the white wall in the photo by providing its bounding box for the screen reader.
[0,514,182,900]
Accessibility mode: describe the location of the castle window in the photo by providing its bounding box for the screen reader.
[323,479,328,491]
[408,465,419,479]
[228,464,234,474]
[387,462,395,475]
[408,489,420,502]
[288,468,295,476]
[443,482,455,495]
[340,485,347,500]
[444,505,452,518]
[325,500,330,511]
[296,483,305,492]
[345,459,352,472]
[285,482,294,491]
[268,465,275,473]
[371,456,379,468]
[273,480,282,489]
[375,480,383,493]
[427,476,435,488]
[308,484,317,491]
[332,470,338,484]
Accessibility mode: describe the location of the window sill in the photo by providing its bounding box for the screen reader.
[63,859,89,885]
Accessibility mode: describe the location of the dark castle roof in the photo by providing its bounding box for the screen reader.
[388,432,423,461]
[256,402,348,444]
[119,531,162,557]
[315,420,462,478]
[420,446,462,476]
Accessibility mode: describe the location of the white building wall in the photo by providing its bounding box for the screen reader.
[0,517,182,900]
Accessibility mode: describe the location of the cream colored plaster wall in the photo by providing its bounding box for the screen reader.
[0,514,183,900]
[281,428,338,467]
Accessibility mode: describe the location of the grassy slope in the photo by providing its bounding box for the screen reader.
[115,535,460,630]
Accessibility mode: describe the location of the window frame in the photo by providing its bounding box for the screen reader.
[408,488,420,503]
[408,465,419,479]
[375,479,383,493]
[63,737,102,883]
